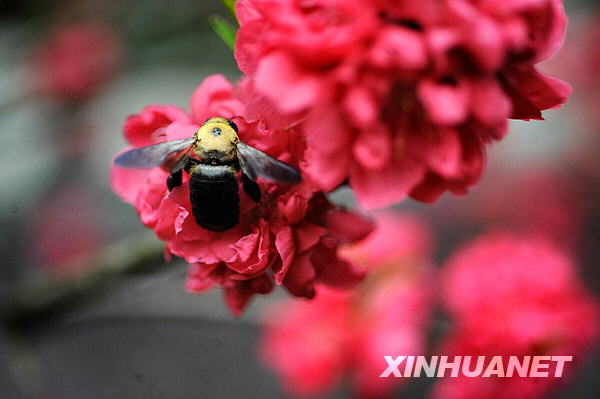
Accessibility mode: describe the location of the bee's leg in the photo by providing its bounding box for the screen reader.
[242,173,261,202]
[167,169,182,191]
[167,156,193,191]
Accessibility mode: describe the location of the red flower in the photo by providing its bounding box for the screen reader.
[433,233,600,399]
[260,212,435,398]
[32,23,121,100]
[235,0,571,208]
[110,74,373,316]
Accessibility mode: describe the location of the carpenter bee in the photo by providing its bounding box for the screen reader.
[114,117,301,231]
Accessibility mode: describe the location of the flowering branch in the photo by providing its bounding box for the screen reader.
[108,0,573,316]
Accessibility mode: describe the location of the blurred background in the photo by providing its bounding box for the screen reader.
[0,0,599,398]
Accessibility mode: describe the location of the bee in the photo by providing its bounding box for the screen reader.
[114,116,301,231]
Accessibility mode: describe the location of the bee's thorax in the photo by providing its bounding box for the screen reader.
[193,119,239,164]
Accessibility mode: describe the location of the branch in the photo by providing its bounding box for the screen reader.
[1,231,166,329]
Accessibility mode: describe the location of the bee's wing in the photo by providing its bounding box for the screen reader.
[236,142,301,183]
[114,137,196,169]
[169,147,193,174]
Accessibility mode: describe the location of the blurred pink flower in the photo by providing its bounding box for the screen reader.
[473,169,585,252]
[260,212,435,398]
[341,210,433,268]
[539,12,600,183]
[236,0,570,208]
[110,74,373,316]
[433,233,600,399]
[540,12,600,105]
[32,23,121,100]
[441,233,591,318]
[31,186,104,275]
[261,289,351,397]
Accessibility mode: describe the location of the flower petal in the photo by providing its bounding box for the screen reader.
[311,245,365,290]
[351,158,426,209]
[274,226,296,285]
[255,52,322,113]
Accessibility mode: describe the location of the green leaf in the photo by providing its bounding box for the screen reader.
[209,15,237,52]
[220,0,237,19]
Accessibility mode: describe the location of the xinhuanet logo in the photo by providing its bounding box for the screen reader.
[380,356,573,378]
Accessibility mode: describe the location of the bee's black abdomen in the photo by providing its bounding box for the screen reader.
[189,165,239,232]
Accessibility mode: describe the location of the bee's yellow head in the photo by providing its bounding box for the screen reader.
[194,117,240,156]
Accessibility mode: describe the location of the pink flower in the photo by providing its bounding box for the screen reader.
[31,23,121,100]
[538,14,600,180]
[473,168,585,252]
[110,74,373,316]
[260,289,351,397]
[539,13,600,107]
[426,161,592,256]
[260,212,435,398]
[31,186,104,275]
[441,233,589,319]
[236,0,571,208]
[433,233,600,399]
[340,210,433,268]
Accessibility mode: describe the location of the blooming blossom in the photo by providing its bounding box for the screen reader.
[260,212,435,398]
[432,233,600,399]
[32,23,121,100]
[235,0,571,208]
[111,74,373,315]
